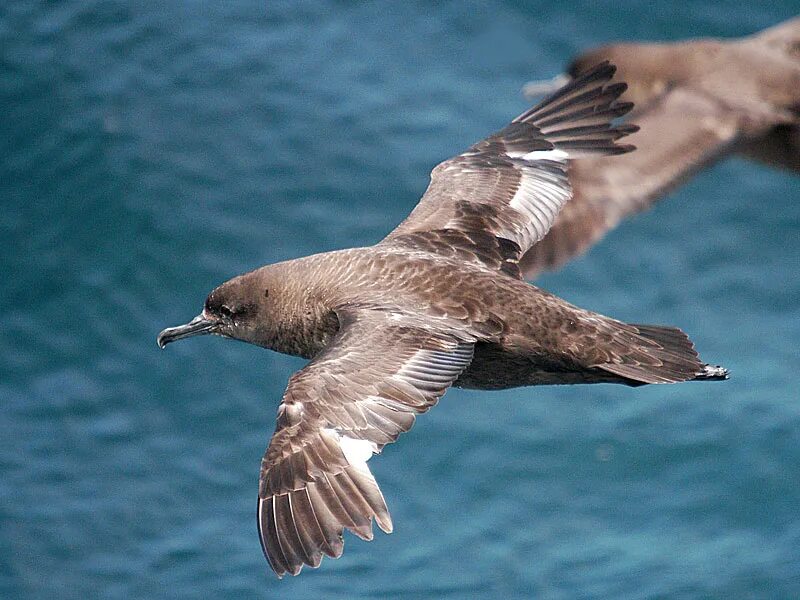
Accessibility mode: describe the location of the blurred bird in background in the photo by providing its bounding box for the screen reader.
[521,16,800,278]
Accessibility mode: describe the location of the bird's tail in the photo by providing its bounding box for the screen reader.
[597,323,729,385]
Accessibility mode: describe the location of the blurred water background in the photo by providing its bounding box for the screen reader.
[2,2,799,598]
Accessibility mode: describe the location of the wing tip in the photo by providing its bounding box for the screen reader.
[375,511,394,534]
[609,143,637,155]
[258,474,395,578]
[572,59,617,82]
[513,61,638,158]
[514,59,620,121]
[260,516,394,578]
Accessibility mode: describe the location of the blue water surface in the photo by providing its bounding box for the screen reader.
[2,2,799,598]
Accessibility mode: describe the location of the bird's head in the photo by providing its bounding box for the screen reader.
[157,269,276,349]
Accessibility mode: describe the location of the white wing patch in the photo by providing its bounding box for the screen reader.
[507,148,570,161]
[508,166,572,247]
[328,429,378,472]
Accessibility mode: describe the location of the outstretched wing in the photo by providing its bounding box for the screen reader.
[257,309,475,577]
[518,86,745,278]
[382,61,637,278]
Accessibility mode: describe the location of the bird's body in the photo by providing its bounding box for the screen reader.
[158,63,727,576]
[239,247,723,390]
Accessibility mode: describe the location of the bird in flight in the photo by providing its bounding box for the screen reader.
[520,16,800,276]
[158,62,727,577]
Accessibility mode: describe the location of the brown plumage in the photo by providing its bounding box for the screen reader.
[521,17,800,277]
[157,62,727,577]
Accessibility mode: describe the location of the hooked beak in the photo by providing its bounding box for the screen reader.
[157,314,217,348]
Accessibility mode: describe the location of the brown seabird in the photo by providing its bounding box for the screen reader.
[521,17,800,276]
[157,62,728,577]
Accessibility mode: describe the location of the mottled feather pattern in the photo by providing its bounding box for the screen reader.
[257,309,474,576]
[388,227,523,278]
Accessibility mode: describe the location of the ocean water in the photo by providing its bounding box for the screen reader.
[2,2,799,598]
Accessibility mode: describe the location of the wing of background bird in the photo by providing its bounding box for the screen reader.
[381,62,637,279]
[257,308,475,577]
[518,86,744,278]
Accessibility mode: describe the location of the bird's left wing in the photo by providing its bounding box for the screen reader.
[257,308,475,577]
[381,61,636,278]
[517,86,745,277]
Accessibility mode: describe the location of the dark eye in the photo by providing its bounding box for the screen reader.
[220,305,234,318]
[264,289,269,298]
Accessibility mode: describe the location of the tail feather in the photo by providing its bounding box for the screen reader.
[695,364,730,381]
[598,324,729,385]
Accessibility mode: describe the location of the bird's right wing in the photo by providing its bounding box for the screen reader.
[518,86,744,278]
[257,308,475,577]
